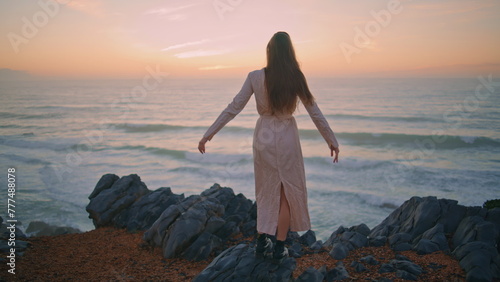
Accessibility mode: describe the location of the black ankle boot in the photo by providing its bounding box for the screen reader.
[255,234,273,259]
[272,240,288,263]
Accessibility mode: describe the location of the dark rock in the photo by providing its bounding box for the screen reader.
[389,233,414,251]
[395,254,410,261]
[466,266,493,282]
[299,230,317,247]
[214,220,239,240]
[379,263,396,273]
[391,260,423,276]
[88,173,119,199]
[413,239,439,255]
[396,269,417,281]
[241,220,256,237]
[437,199,467,233]
[310,240,323,251]
[453,241,499,282]
[368,196,500,280]
[85,176,500,280]
[466,206,488,218]
[154,197,223,258]
[182,232,222,261]
[392,242,412,252]
[324,226,346,247]
[193,243,296,282]
[296,266,324,282]
[376,278,393,282]
[204,216,226,234]
[1,223,26,240]
[453,241,496,261]
[142,184,260,261]
[86,174,150,227]
[349,223,371,237]
[350,261,368,273]
[369,236,387,247]
[388,232,412,246]
[346,231,368,249]
[485,208,500,230]
[114,187,184,231]
[406,196,442,236]
[370,196,459,239]
[360,255,379,265]
[325,261,349,281]
[318,265,328,276]
[414,223,448,253]
[289,241,303,258]
[329,242,349,260]
[485,207,500,253]
[26,221,81,236]
[286,231,301,245]
[452,216,498,248]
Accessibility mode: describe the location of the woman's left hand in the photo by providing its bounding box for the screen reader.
[330,145,339,163]
[198,137,209,154]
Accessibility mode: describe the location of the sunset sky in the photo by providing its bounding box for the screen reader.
[1,0,499,79]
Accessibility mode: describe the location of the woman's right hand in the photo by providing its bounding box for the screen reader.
[330,145,339,163]
[198,137,209,154]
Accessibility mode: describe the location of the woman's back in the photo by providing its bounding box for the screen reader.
[199,31,339,259]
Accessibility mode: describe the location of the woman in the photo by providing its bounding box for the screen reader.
[198,31,339,262]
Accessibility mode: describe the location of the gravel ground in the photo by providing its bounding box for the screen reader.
[0,227,466,281]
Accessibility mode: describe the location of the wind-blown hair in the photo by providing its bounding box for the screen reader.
[265,31,314,114]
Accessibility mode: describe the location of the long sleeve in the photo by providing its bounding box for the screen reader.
[303,99,339,149]
[203,72,254,140]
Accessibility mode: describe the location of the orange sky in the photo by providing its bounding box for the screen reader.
[1,0,499,79]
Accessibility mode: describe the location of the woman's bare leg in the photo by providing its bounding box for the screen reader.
[276,184,290,241]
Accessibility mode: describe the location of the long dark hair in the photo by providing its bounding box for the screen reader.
[265,31,314,114]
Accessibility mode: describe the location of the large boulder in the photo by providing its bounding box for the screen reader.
[86,174,184,231]
[368,196,500,281]
[86,174,150,227]
[193,243,296,282]
[114,187,184,231]
[369,196,466,239]
[143,184,256,261]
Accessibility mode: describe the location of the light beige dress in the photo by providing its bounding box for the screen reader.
[203,68,339,235]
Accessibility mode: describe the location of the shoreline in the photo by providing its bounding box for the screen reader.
[1,174,499,281]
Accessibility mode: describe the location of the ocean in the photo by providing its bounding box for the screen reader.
[1,75,499,240]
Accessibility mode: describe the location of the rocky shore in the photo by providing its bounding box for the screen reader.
[1,173,499,281]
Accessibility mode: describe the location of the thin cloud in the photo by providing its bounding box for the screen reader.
[199,65,235,70]
[174,49,230,59]
[162,39,210,52]
[409,1,499,16]
[144,4,196,16]
[66,0,104,16]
